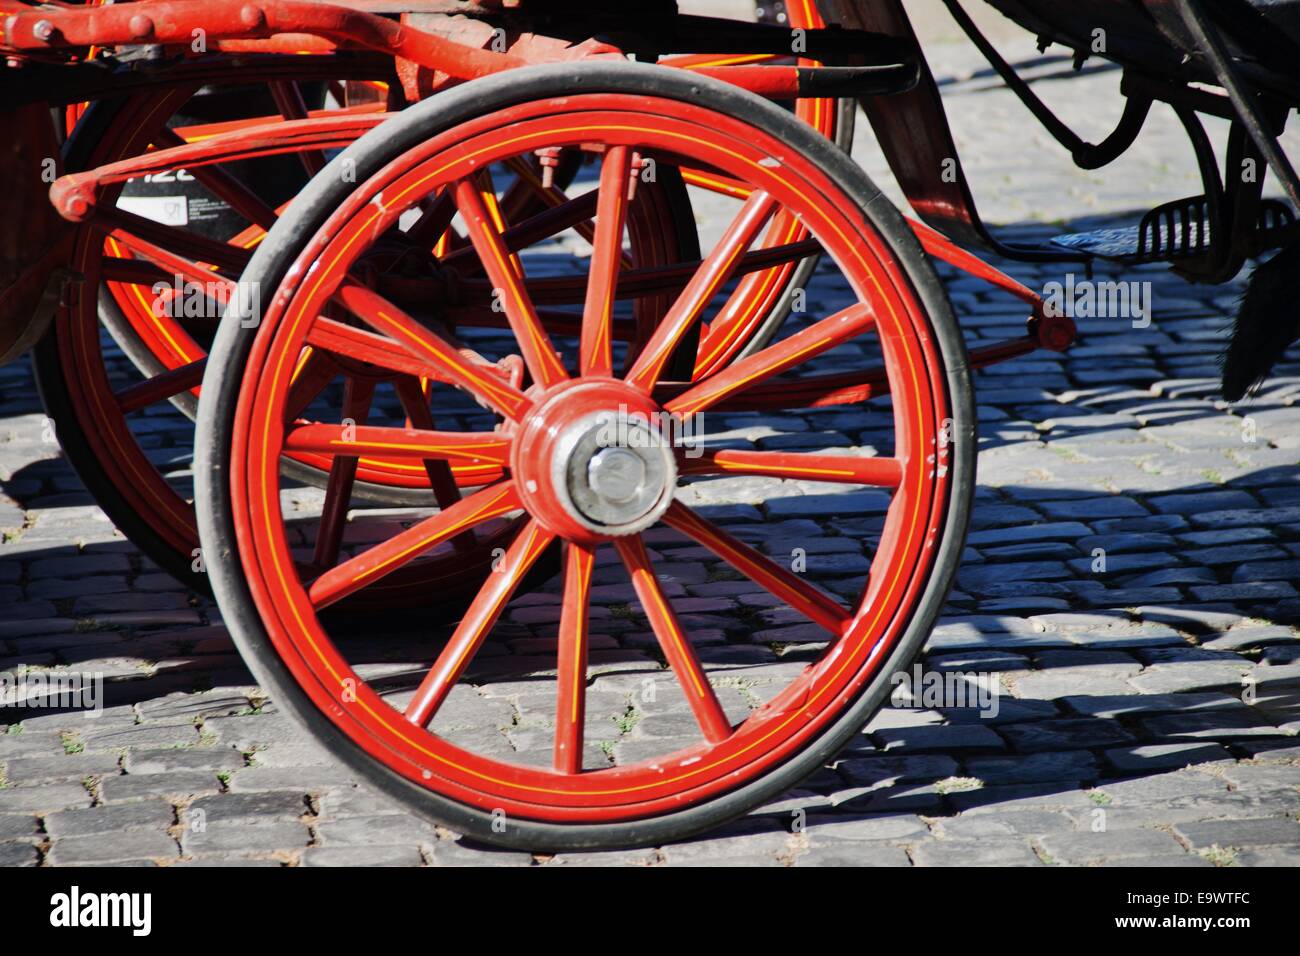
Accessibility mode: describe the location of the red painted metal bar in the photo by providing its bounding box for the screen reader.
[50,112,387,223]
[3,1,527,78]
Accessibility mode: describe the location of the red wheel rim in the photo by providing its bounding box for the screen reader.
[226,91,955,822]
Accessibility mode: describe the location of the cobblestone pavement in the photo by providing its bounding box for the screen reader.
[2,20,1300,867]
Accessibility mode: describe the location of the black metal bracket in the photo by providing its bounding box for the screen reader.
[943,0,1153,171]
[1175,0,1300,211]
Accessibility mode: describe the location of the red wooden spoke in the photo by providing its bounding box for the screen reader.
[96,205,251,273]
[667,302,875,419]
[395,237,821,309]
[554,542,595,774]
[283,422,509,464]
[655,366,887,413]
[434,228,468,260]
[306,317,443,382]
[308,481,523,610]
[104,225,238,294]
[334,281,532,421]
[499,155,619,263]
[269,81,327,175]
[614,535,731,744]
[451,178,569,389]
[308,315,518,398]
[680,449,903,488]
[312,377,374,570]
[393,376,475,552]
[474,166,524,275]
[661,501,849,637]
[626,190,778,390]
[393,376,464,506]
[692,212,810,379]
[283,348,341,424]
[440,188,600,270]
[444,305,637,340]
[499,156,549,220]
[581,145,633,377]
[150,127,279,231]
[404,520,556,727]
[114,358,207,414]
[402,188,457,249]
[99,255,171,286]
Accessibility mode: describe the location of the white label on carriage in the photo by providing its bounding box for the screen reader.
[116,194,189,227]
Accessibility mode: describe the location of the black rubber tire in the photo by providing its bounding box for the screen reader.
[195,61,974,851]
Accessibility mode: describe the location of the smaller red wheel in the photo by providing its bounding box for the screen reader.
[196,62,975,850]
[35,73,692,609]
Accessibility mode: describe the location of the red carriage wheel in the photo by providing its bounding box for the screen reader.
[196,62,974,849]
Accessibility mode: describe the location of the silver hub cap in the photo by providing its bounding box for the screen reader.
[553,413,677,536]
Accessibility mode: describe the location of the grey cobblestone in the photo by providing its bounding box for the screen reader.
[795,840,912,866]
[181,822,312,856]
[302,845,425,867]
[0,813,39,841]
[911,839,1042,866]
[44,800,174,838]
[1037,829,1189,866]
[0,843,40,866]
[1173,818,1300,850]
[46,829,179,865]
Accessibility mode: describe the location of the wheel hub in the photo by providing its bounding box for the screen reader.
[514,380,677,542]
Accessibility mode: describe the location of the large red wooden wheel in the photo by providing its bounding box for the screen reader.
[196,62,975,849]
